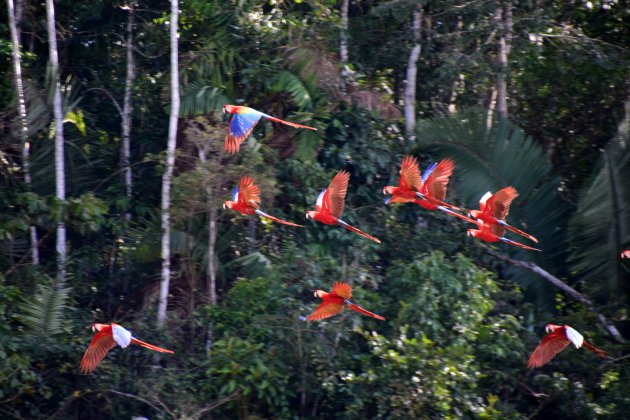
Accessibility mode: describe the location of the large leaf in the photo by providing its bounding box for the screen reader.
[16,275,71,336]
[569,140,630,306]
[414,111,571,306]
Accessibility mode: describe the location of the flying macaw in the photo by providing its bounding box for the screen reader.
[384,157,478,224]
[80,323,174,373]
[527,324,610,368]
[469,187,538,243]
[301,281,385,321]
[306,171,381,243]
[467,220,541,251]
[223,105,317,154]
[621,250,630,259]
[224,176,303,227]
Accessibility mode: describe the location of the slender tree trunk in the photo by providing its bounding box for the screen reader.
[122,6,135,222]
[45,0,66,282]
[404,4,423,142]
[157,0,180,327]
[495,1,512,119]
[339,0,349,92]
[8,0,39,266]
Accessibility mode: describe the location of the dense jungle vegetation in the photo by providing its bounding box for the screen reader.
[1,0,629,418]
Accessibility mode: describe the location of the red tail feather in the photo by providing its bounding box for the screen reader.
[255,210,303,227]
[348,303,385,320]
[502,223,539,243]
[131,338,174,354]
[583,341,610,359]
[438,207,479,225]
[340,221,381,244]
[265,115,317,131]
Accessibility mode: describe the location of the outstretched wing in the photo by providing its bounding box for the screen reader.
[527,332,571,368]
[332,282,352,300]
[80,330,117,373]
[490,187,518,221]
[322,171,350,219]
[225,108,263,154]
[305,301,344,321]
[237,176,261,209]
[423,158,455,201]
[111,324,132,348]
[398,155,422,191]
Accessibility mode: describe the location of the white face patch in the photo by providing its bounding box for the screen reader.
[112,324,132,348]
[565,326,584,349]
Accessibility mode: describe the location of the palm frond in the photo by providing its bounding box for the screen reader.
[414,111,571,306]
[569,141,630,305]
[16,275,71,336]
[180,82,230,117]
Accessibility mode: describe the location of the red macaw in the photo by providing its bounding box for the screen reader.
[467,220,541,251]
[621,250,630,259]
[301,281,385,321]
[527,324,609,368]
[80,323,174,373]
[306,171,381,243]
[224,176,303,227]
[384,157,478,224]
[469,187,538,243]
[223,105,317,154]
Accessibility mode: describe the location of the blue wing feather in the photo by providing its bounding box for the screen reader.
[421,162,437,182]
[232,186,239,202]
[230,112,263,140]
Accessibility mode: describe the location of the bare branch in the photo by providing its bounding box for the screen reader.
[85,87,123,116]
[192,390,240,419]
[482,245,625,343]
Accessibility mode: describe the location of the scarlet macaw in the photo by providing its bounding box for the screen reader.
[223,105,317,154]
[80,323,174,373]
[469,187,538,243]
[621,250,630,259]
[224,176,303,227]
[384,157,478,224]
[467,220,541,251]
[301,281,385,321]
[527,324,609,368]
[306,171,381,243]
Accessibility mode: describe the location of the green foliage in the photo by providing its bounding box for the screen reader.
[16,275,71,337]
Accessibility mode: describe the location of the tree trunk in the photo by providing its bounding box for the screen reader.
[495,1,512,119]
[339,0,349,92]
[404,4,423,142]
[45,0,66,282]
[8,0,39,266]
[157,0,180,327]
[122,6,135,222]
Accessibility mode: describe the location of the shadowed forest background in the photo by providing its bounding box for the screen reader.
[1,0,630,418]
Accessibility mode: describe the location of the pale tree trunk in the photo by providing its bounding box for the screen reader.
[8,0,39,266]
[404,4,423,142]
[157,0,180,327]
[196,145,217,355]
[339,0,349,92]
[448,15,464,114]
[121,6,135,222]
[495,1,512,119]
[45,0,66,282]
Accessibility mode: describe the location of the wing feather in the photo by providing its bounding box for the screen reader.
[225,111,263,154]
[325,171,350,219]
[80,331,117,373]
[238,176,261,209]
[332,282,352,300]
[424,158,455,201]
[527,332,571,368]
[306,301,344,321]
[491,187,518,221]
[399,156,422,191]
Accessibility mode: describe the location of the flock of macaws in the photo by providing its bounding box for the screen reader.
[82,105,619,373]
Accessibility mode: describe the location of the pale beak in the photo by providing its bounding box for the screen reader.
[305,213,310,219]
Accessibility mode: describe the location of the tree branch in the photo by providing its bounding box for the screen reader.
[192,390,240,419]
[482,245,625,343]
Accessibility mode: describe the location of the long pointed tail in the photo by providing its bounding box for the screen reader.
[264,115,317,131]
[416,193,460,210]
[498,220,539,243]
[437,206,479,225]
[255,209,304,227]
[131,338,174,354]
[583,341,611,359]
[345,300,385,320]
[499,237,542,252]
[338,220,381,244]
